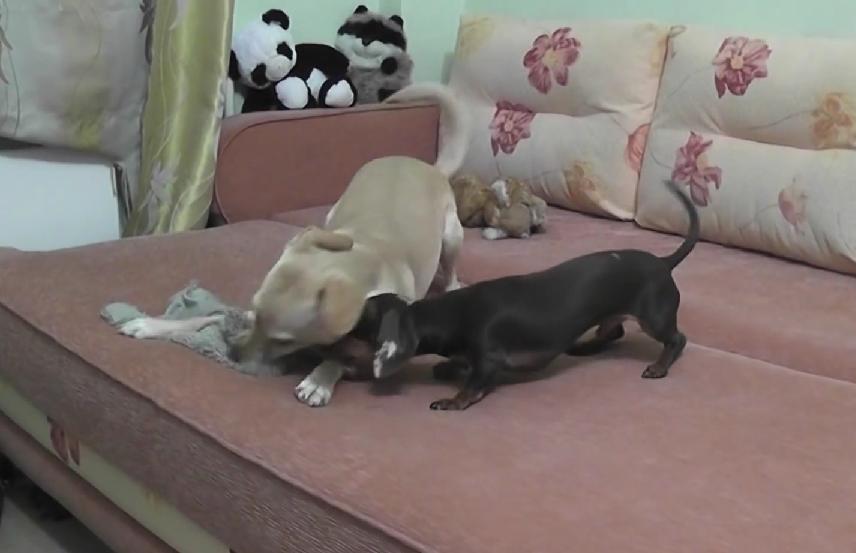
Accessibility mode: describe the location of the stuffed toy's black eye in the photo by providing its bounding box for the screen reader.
[250,64,268,86]
[277,43,293,59]
[381,57,398,75]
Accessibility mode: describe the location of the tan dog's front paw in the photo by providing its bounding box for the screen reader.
[118,318,160,339]
[295,376,333,407]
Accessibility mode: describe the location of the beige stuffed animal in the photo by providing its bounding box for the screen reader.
[450,175,547,239]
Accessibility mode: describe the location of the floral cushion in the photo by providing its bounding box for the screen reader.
[636,25,856,275]
[447,15,669,220]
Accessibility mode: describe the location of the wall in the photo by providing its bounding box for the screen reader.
[463,0,856,38]
[234,0,856,83]
[395,0,464,82]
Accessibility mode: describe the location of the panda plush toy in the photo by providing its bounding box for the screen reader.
[335,5,413,104]
[229,9,357,113]
[229,9,297,113]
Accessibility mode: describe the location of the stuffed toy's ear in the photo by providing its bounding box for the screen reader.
[373,301,418,378]
[354,5,369,14]
[390,15,404,28]
[228,50,241,81]
[317,276,364,339]
[262,9,290,29]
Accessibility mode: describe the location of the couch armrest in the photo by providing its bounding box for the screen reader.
[213,103,440,224]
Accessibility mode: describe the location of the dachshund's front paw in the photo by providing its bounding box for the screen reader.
[641,364,668,379]
[430,398,464,411]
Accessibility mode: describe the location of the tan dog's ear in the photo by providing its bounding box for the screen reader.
[294,227,354,252]
[317,276,364,339]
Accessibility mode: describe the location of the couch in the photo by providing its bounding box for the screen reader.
[2,14,856,553]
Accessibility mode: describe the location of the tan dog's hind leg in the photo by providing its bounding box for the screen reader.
[432,201,464,292]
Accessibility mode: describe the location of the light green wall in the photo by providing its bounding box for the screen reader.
[234,0,856,84]
[463,0,856,38]
[395,0,464,82]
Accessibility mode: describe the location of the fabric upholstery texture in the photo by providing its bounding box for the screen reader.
[0,222,416,553]
[2,223,856,552]
[447,15,669,219]
[636,25,856,275]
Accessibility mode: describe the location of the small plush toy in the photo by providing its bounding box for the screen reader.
[335,5,414,104]
[229,9,297,113]
[230,9,358,113]
[451,175,548,240]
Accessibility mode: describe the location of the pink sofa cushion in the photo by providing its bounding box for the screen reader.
[636,25,856,275]
[4,232,856,553]
[272,206,856,384]
[447,15,669,219]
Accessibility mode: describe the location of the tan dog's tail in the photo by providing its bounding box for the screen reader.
[384,82,470,177]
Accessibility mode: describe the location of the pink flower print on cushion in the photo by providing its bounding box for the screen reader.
[778,184,808,228]
[490,101,536,156]
[523,27,581,94]
[625,123,651,174]
[671,132,722,206]
[712,36,771,98]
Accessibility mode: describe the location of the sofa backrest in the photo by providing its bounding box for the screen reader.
[635,25,856,275]
[447,15,669,221]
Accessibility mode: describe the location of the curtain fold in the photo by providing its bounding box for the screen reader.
[124,0,234,235]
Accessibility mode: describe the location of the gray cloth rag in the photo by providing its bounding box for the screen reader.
[100,282,285,376]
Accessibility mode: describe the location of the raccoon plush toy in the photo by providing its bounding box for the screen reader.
[335,5,413,104]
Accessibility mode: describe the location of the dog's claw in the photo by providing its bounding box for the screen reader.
[429,398,461,411]
[641,365,668,379]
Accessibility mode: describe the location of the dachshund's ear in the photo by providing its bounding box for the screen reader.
[373,299,418,378]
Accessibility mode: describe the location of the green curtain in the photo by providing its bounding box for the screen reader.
[125,0,233,236]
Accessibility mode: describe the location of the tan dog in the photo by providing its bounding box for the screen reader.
[241,82,469,406]
[118,83,469,407]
